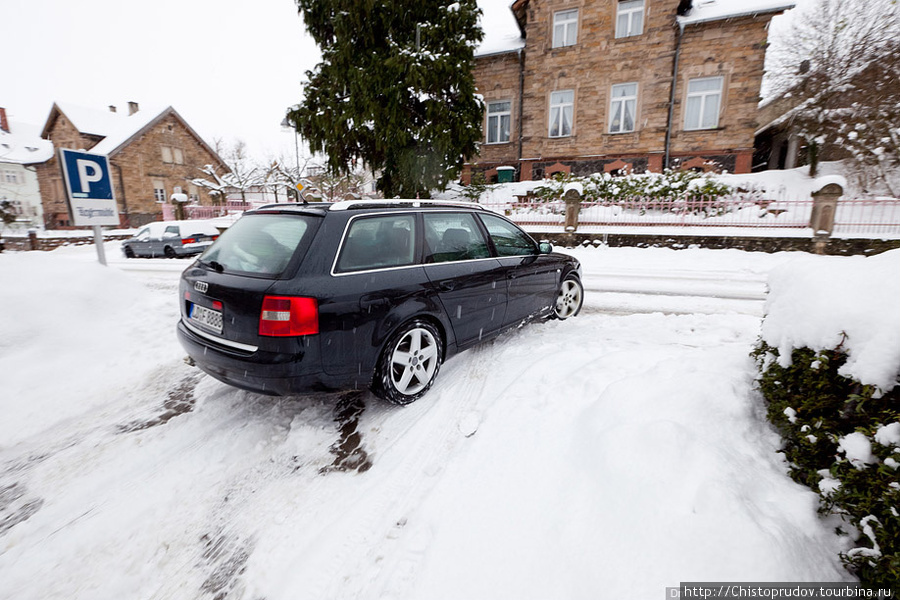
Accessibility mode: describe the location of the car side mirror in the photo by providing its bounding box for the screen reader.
[539,242,553,254]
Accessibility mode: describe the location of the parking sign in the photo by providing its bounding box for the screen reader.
[59,149,119,226]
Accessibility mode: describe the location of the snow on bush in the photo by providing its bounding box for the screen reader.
[754,248,900,587]
[761,249,900,392]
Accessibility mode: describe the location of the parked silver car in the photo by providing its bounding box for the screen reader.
[122,220,221,258]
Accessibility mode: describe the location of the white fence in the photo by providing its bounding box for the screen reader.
[481,196,900,237]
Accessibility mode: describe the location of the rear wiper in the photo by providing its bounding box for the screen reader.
[200,259,224,273]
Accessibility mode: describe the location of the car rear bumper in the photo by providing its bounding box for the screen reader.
[176,320,355,395]
[175,242,213,256]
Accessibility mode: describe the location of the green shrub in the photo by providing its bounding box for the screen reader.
[531,169,736,209]
[753,340,900,588]
[460,171,494,202]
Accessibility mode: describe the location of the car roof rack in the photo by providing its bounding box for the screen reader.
[250,203,331,214]
[328,199,487,212]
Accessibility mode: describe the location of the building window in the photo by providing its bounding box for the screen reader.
[486,101,512,144]
[609,83,638,133]
[552,9,579,48]
[188,184,200,203]
[684,76,723,130]
[173,148,184,164]
[153,181,166,203]
[161,146,173,163]
[616,0,644,39]
[549,90,574,138]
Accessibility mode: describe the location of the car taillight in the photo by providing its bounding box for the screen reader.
[182,237,197,244]
[259,296,319,337]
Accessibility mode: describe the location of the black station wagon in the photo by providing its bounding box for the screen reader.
[177,200,583,404]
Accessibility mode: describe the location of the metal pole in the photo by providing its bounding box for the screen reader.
[93,225,107,266]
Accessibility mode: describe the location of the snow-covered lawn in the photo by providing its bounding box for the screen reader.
[0,243,860,599]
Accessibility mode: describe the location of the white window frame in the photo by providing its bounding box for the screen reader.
[549,90,574,138]
[486,101,512,144]
[609,83,638,134]
[615,0,645,39]
[552,9,579,48]
[153,181,166,203]
[684,76,724,131]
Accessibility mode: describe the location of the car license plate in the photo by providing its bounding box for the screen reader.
[189,303,223,333]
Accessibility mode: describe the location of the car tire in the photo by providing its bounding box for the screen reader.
[553,273,583,320]
[372,319,443,405]
[123,246,135,258]
[164,246,177,259]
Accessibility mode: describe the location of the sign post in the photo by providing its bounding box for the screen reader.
[58,149,120,265]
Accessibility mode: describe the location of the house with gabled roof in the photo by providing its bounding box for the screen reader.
[34,101,228,228]
[0,107,54,230]
[467,0,795,183]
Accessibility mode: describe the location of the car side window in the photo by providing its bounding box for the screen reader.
[479,213,538,256]
[336,214,416,273]
[164,225,180,239]
[135,228,150,241]
[423,212,491,263]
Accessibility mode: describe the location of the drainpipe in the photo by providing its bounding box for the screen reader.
[112,161,130,227]
[517,47,525,172]
[664,21,685,171]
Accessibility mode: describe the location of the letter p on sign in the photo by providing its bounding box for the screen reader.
[76,159,104,193]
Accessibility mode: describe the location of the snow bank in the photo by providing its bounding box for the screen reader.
[761,249,900,391]
[0,249,184,447]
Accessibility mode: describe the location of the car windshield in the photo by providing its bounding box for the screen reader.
[199,213,318,277]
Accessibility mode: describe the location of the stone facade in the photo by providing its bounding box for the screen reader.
[468,0,786,182]
[35,105,227,228]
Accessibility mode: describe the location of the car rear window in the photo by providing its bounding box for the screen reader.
[199,213,318,277]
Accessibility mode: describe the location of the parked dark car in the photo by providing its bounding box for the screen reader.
[122,220,220,258]
[177,200,583,404]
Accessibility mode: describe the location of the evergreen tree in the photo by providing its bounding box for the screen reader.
[289,0,484,198]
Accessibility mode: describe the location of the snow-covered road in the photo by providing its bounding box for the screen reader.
[0,244,852,600]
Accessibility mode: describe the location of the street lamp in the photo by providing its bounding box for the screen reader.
[281,113,302,201]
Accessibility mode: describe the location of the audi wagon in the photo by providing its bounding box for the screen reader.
[177,200,583,404]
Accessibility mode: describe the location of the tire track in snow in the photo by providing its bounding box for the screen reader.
[279,342,508,600]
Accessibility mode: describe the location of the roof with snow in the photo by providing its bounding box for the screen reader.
[0,119,54,165]
[475,0,524,57]
[474,0,796,57]
[677,0,796,26]
[39,102,224,166]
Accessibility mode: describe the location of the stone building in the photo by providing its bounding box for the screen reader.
[35,102,228,228]
[0,107,53,230]
[467,0,795,183]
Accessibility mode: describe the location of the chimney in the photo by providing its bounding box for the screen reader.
[109,105,117,113]
[127,101,139,115]
[0,107,9,133]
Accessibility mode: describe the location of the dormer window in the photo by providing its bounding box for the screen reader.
[552,9,579,48]
[616,0,645,38]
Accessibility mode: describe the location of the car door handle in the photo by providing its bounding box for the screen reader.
[439,282,456,292]
[507,273,518,280]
